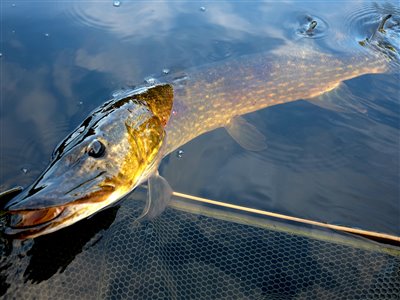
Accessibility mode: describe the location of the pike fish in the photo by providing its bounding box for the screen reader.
[1,25,398,238]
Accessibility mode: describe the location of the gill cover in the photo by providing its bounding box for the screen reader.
[2,84,173,237]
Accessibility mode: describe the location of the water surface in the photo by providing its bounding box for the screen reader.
[0,0,399,297]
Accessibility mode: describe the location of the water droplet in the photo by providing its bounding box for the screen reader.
[113,1,121,7]
[21,168,29,174]
[112,89,125,98]
[200,6,206,12]
[144,76,157,85]
[177,149,184,158]
[162,68,170,75]
[44,33,50,37]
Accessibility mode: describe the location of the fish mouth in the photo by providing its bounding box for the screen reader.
[9,207,65,228]
[4,206,66,238]
[3,184,117,239]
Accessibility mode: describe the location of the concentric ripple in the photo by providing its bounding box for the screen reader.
[345,3,399,41]
[283,11,330,41]
[344,3,400,62]
[294,13,329,39]
[63,1,174,41]
[64,2,116,32]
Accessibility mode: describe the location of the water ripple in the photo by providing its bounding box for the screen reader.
[282,11,330,42]
[343,2,400,63]
[64,2,117,32]
[344,2,399,42]
[63,1,174,42]
[294,13,329,39]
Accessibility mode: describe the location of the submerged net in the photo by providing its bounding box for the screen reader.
[1,189,399,300]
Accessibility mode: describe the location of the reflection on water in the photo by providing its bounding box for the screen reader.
[22,206,118,283]
[0,0,399,298]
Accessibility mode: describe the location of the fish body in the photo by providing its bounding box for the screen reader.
[164,48,387,155]
[0,43,393,238]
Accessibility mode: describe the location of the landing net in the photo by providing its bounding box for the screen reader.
[2,189,399,299]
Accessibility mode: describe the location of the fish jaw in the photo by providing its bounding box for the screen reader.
[4,188,130,239]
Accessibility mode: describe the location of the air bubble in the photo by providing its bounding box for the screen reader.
[200,6,206,12]
[44,33,50,37]
[113,1,121,7]
[0,53,2,58]
[177,150,184,158]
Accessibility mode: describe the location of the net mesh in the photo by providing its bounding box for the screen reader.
[1,190,399,300]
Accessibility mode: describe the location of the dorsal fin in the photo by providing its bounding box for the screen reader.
[135,84,174,126]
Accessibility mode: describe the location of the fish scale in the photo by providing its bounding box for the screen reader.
[163,47,388,155]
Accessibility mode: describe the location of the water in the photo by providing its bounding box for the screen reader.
[0,0,399,297]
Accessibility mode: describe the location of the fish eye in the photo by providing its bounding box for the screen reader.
[87,139,105,158]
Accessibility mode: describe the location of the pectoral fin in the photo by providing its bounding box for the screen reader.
[306,83,367,114]
[136,172,172,222]
[225,116,267,151]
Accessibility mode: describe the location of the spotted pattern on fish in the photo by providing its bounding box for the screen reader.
[164,48,388,155]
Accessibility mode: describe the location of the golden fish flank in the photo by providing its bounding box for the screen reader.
[163,49,389,155]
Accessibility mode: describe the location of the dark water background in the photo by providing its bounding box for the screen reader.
[0,1,399,291]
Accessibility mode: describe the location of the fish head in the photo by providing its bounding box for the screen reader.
[3,84,173,238]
